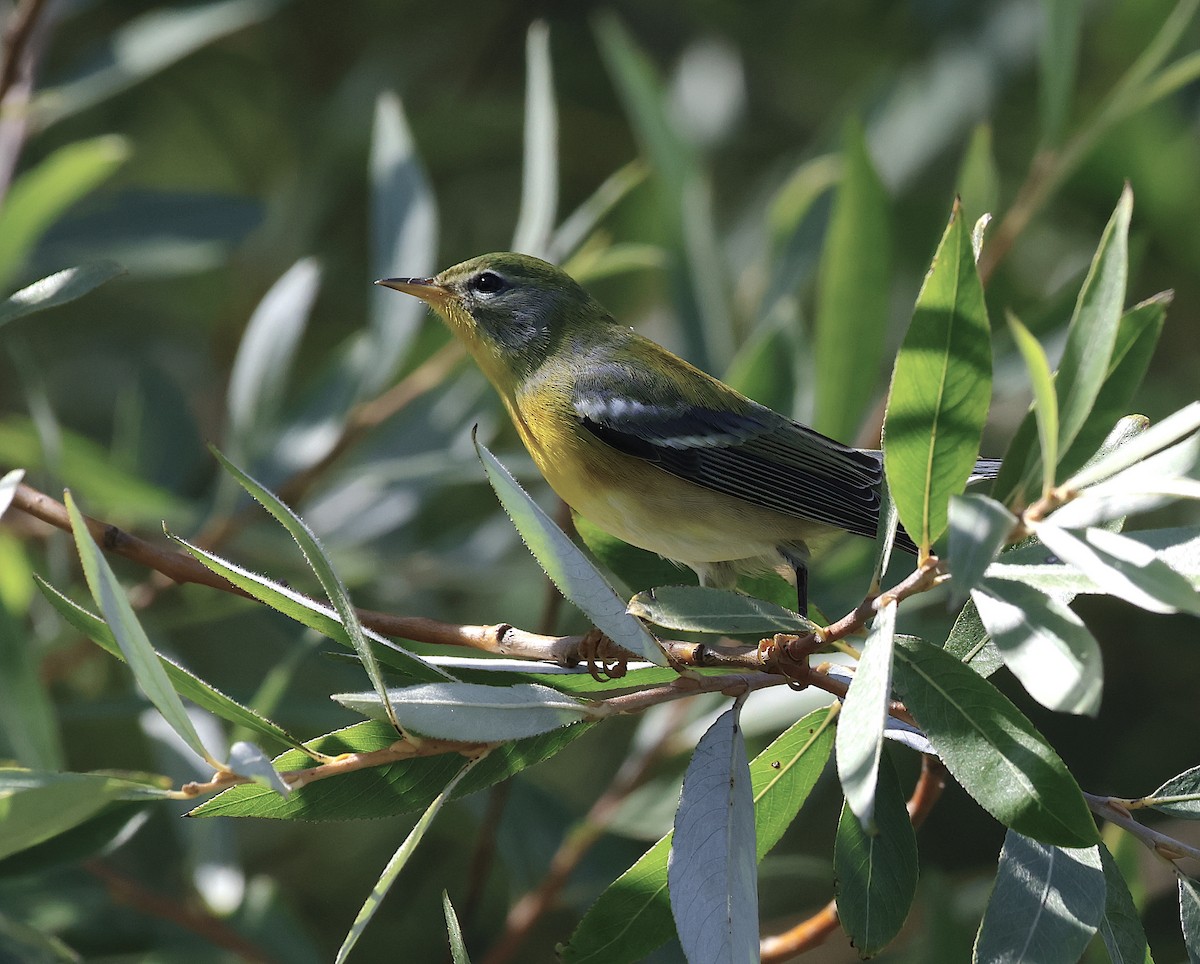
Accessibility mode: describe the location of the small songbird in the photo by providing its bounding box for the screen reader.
[377,253,996,613]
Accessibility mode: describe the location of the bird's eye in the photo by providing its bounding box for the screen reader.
[469,271,506,295]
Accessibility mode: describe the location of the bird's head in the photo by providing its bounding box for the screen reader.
[376,253,599,382]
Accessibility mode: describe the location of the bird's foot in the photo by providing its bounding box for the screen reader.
[578,628,628,682]
[759,632,821,689]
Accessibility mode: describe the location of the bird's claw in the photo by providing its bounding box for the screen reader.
[579,628,628,682]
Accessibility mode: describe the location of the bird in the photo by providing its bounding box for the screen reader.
[377,252,997,615]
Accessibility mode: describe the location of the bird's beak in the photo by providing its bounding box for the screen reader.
[374,277,451,307]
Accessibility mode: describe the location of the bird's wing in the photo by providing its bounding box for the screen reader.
[572,361,885,540]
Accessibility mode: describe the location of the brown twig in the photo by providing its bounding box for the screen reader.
[0,0,45,106]
[759,752,948,962]
[480,699,692,964]
[85,859,278,964]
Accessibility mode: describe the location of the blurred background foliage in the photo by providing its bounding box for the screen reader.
[1,0,1198,960]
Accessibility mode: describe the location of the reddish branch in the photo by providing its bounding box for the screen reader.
[759,753,948,962]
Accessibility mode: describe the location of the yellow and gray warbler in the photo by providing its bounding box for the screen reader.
[378,253,997,612]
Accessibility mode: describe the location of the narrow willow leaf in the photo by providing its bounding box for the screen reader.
[511,21,558,260]
[34,0,283,127]
[971,577,1102,716]
[812,118,890,442]
[836,600,897,831]
[227,742,290,797]
[335,755,484,964]
[211,448,403,731]
[368,90,438,389]
[871,479,901,591]
[226,258,320,452]
[64,492,216,766]
[443,892,472,964]
[1147,764,1200,819]
[1098,843,1155,964]
[947,494,1017,608]
[562,706,836,964]
[943,598,1003,678]
[995,295,1168,504]
[1055,186,1132,463]
[0,770,172,861]
[1034,523,1200,615]
[191,721,589,821]
[0,137,130,286]
[0,263,125,329]
[332,682,591,741]
[1008,314,1059,496]
[668,704,758,964]
[1039,0,1084,146]
[474,437,666,665]
[548,160,646,264]
[835,755,918,956]
[0,590,63,770]
[1180,873,1200,963]
[956,124,999,226]
[36,576,313,755]
[884,198,992,553]
[974,832,1103,964]
[891,635,1097,847]
[169,532,450,683]
[627,585,813,635]
[1057,294,1169,479]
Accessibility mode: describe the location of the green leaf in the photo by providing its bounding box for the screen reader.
[1007,313,1059,496]
[511,21,558,260]
[836,600,897,831]
[1033,524,1200,615]
[947,494,1017,609]
[974,832,1103,963]
[1179,873,1200,964]
[211,448,406,732]
[368,90,438,392]
[812,118,891,442]
[332,682,592,741]
[34,0,284,127]
[0,469,21,521]
[474,437,666,666]
[1057,293,1169,479]
[0,592,63,770]
[834,755,918,956]
[335,755,483,964]
[0,770,172,862]
[1147,764,1200,819]
[35,576,309,756]
[626,585,813,636]
[1064,401,1200,493]
[884,198,992,552]
[0,137,130,287]
[943,597,1002,677]
[0,263,126,330]
[891,635,1097,847]
[0,417,188,524]
[593,11,731,370]
[970,576,1103,716]
[1038,0,1084,146]
[562,706,836,963]
[956,124,999,226]
[1098,843,1155,964]
[549,160,646,264]
[668,704,758,964]
[225,258,320,456]
[64,491,217,767]
[169,532,450,683]
[994,295,1168,505]
[443,892,472,964]
[190,720,590,821]
[1055,186,1132,464]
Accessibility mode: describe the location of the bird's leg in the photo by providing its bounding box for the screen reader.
[779,547,810,617]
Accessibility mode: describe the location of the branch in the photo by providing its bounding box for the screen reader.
[759,753,947,962]
[0,0,45,106]
[1085,792,1200,865]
